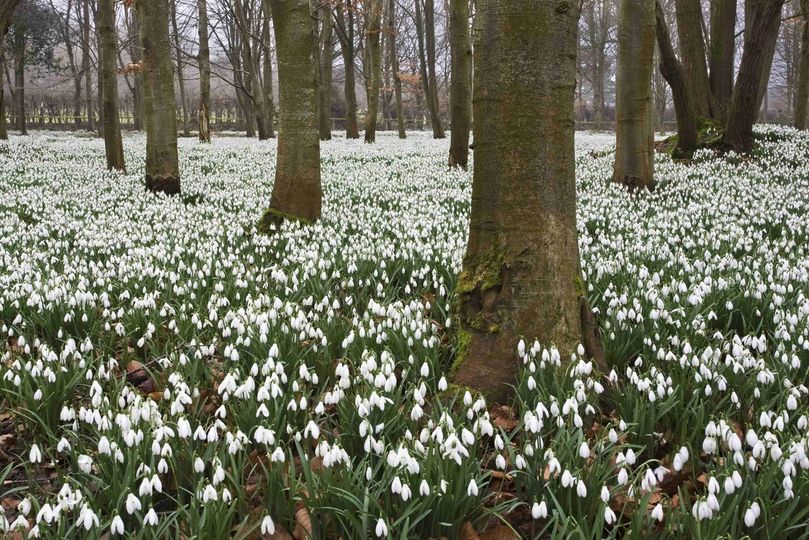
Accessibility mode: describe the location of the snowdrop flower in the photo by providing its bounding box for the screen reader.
[579,442,590,459]
[375,518,388,537]
[651,503,664,522]
[604,506,616,525]
[261,515,275,535]
[111,515,125,535]
[532,501,548,519]
[29,444,42,464]
[467,479,479,497]
[125,493,142,515]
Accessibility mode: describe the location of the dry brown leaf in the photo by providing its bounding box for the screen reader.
[458,521,479,540]
[293,506,312,540]
[478,526,520,540]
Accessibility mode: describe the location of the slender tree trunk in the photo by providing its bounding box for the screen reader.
[613,0,655,188]
[127,10,145,131]
[675,0,712,118]
[454,0,597,404]
[448,0,471,168]
[0,0,16,140]
[336,1,359,138]
[82,0,94,132]
[364,0,382,142]
[795,0,809,129]
[170,0,189,136]
[655,0,697,156]
[266,0,321,223]
[136,0,181,194]
[198,0,211,141]
[262,0,275,137]
[724,0,785,152]
[234,0,268,140]
[99,0,125,170]
[14,30,24,135]
[709,0,736,121]
[388,0,405,138]
[319,2,333,140]
[424,0,443,138]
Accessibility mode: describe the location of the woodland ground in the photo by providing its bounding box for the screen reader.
[1,128,809,539]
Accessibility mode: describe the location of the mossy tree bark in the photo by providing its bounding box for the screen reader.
[99,0,125,171]
[453,0,599,404]
[613,0,655,189]
[137,0,181,194]
[267,0,321,223]
[674,0,712,119]
[448,0,471,169]
[655,0,697,157]
[364,0,382,143]
[794,0,809,130]
[197,0,211,142]
[723,0,785,153]
[709,0,736,121]
[335,1,360,139]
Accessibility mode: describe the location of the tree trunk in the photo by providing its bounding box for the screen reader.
[795,0,809,129]
[723,0,785,152]
[262,0,275,137]
[364,0,382,142]
[453,0,593,404]
[388,0,405,138]
[99,0,125,171]
[335,1,359,138]
[266,0,321,222]
[318,2,333,140]
[127,9,145,131]
[415,0,444,138]
[234,0,268,140]
[0,0,17,140]
[675,0,712,118]
[14,30,24,135]
[709,0,736,120]
[170,0,190,137]
[198,0,211,141]
[613,0,655,189]
[655,0,697,157]
[448,0,471,168]
[83,0,94,132]
[137,0,181,194]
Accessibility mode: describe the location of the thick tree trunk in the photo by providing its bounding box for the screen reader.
[675,0,712,118]
[448,0,471,168]
[99,0,125,171]
[170,0,189,137]
[137,0,181,194]
[198,0,211,141]
[795,0,809,129]
[82,0,94,132]
[388,0,405,138]
[262,0,275,137]
[266,0,321,222]
[724,0,785,152]
[318,2,333,140]
[613,0,655,189]
[709,0,736,120]
[364,0,382,142]
[336,1,359,138]
[454,0,593,404]
[655,0,697,156]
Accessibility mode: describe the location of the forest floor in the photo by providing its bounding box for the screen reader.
[1,128,809,539]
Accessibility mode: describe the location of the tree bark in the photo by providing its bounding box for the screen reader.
[388,0,405,138]
[613,0,655,189]
[197,0,211,141]
[137,0,181,194]
[335,1,359,138]
[99,0,125,171]
[170,0,189,137]
[675,0,712,118]
[13,28,24,134]
[364,0,382,142]
[709,0,736,120]
[233,0,269,140]
[723,0,785,152]
[655,0,697,156]
[454,0,595,404]
[414,0,444,138]
[317,2,332,140]
[0,0,18,139]
[127,9,145,131]
[448,0,471,168]
[266,0,321,222]
[795,0,809,129]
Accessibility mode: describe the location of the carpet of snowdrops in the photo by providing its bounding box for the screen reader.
[1,127,809,539]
